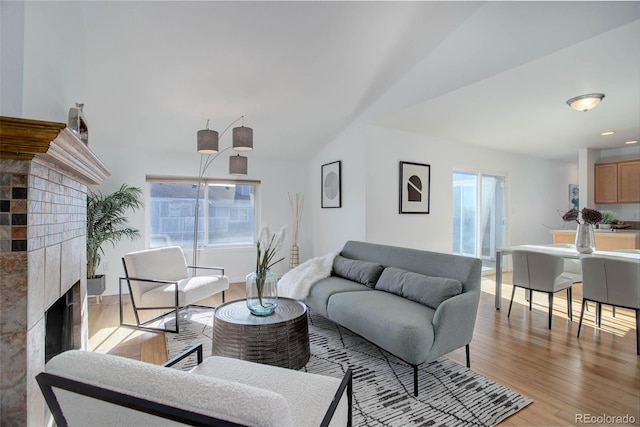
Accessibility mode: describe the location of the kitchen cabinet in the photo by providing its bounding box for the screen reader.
[618,160,640,202]
[594,159,640,203]
[594,163,618,203]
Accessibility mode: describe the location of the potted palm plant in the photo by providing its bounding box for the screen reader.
[86,184,143,296]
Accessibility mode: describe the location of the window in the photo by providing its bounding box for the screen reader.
[148,179,258,248]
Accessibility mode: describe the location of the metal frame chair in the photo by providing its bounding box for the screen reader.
[119,246,229,333]
[37,344,353,427]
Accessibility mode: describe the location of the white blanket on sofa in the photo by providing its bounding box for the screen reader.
[278,252,338,300]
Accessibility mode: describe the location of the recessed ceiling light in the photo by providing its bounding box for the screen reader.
[625,140,638,145]
[601,131,615,136]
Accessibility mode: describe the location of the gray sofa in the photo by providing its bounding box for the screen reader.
[305,241,482,396]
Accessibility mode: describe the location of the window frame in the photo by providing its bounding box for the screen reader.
[146,175,261,249]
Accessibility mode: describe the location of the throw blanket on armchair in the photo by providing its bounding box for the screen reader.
[279,252,338,300]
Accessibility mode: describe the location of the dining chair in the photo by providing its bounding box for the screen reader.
[594,249,640,318]
[612,249,640,254]
[120,246,229,333]
[578,256,640,355]
[546,243,582,283]
[508,250,573,329]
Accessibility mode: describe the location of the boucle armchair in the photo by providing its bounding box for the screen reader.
[37,344,352,427]
[120,246,229,333]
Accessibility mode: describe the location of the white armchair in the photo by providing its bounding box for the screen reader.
[120,246,229,333]
[37,345,353,426]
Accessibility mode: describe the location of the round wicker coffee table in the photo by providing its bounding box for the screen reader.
[212,298,310,370]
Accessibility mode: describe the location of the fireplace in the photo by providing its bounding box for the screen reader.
[45,281,80,363]
[0,116,110,427]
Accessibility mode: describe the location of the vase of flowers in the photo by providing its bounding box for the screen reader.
[562,207,603,254]
[246,226,286,316]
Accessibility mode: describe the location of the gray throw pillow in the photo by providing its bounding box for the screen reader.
[332,255,384,288]
[374,267,405,296]
[375,267,463,309]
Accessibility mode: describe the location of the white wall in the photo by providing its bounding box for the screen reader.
[365,126,575,253]
[21,1,88,121]
[308,120,576,258]
[308,122,368,255]
[1,1,24,116]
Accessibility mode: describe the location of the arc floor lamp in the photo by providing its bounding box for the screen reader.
[193,116,253,266]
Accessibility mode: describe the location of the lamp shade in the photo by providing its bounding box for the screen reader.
[229,154,248,175]
[232,126,253,151]
[566,93,605,112]
[197,129,219,154]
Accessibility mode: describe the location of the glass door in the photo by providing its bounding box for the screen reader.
[453,171,506,270]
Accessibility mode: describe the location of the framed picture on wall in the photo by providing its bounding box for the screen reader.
[569,184,579,210]
[321,161,342,208]
[399,161,430,214]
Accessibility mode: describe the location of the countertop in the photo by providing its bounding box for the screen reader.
[551,229,640,234]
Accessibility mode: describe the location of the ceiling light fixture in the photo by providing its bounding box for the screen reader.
[566,93,605,112]
[600,131,615,136]
[625,140,638,145]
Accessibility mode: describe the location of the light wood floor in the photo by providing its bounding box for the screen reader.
[88,276,640,426]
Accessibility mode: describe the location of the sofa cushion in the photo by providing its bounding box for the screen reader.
[305,276,373,317]
[375,267,463,309]
[139,275,229,308]
[327,291,436,365]
[332,255,384,288]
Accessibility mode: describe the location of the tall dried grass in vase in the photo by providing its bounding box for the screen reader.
[288,192,304,268]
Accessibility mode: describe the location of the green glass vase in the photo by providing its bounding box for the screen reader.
[246,269,278,316]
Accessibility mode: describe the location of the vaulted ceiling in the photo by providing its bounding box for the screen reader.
[64,2,640,161]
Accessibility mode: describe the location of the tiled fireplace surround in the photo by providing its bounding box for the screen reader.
[0,117,109,426]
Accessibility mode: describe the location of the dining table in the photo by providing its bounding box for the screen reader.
[493,244,640,309]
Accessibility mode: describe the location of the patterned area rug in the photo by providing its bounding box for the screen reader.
[165,308,532,426]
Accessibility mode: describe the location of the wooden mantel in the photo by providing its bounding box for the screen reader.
[0,116,66,159]
[0,116,110,185]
